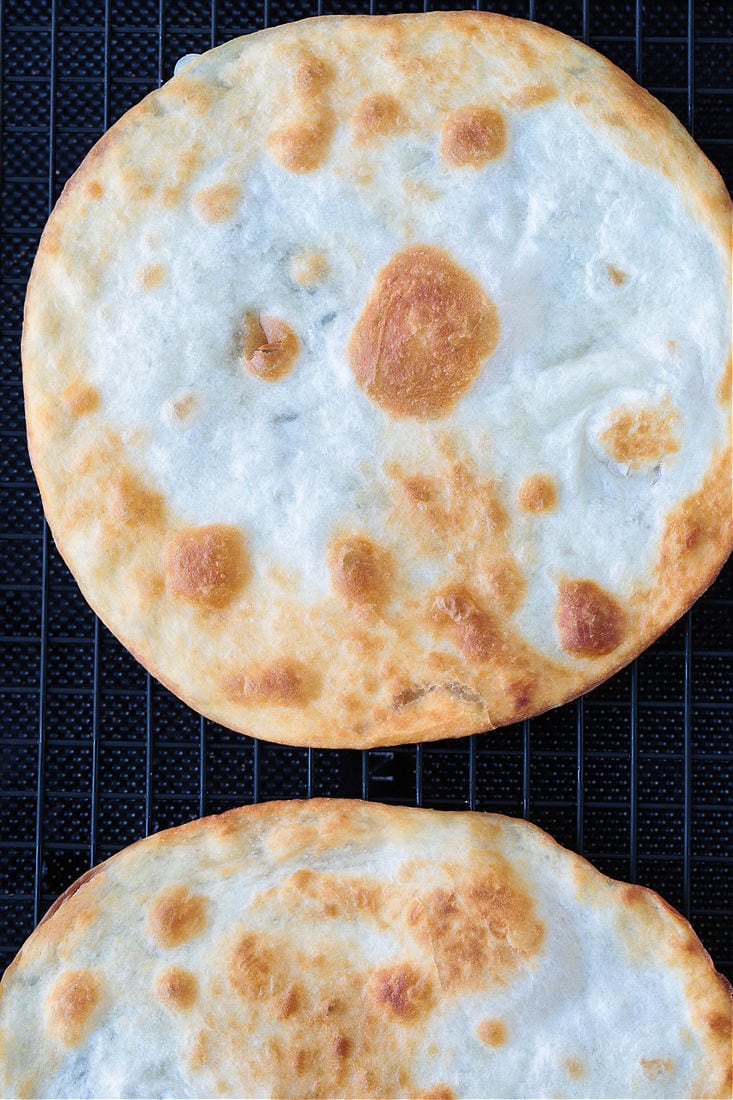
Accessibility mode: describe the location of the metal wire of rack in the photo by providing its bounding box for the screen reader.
[1,0,731,984]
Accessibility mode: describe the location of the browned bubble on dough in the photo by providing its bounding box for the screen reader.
[223,657,320,708]
[565,1057,585,1079]
[45,970,100,1046]
[154,966,198,1010]
[289,251,328,287]
[328,535,392,611]
[353,93,403,140]
[477,1018,508,1047]
[165,524,249,610]
[517,473,557,513]
[441,105,507,167]
[166,393,196,422]
[293,54,332,98]
[599,402,681,469]
[108,468,165,528]
[239,314,300,381]
[405,865,544,993]
[349,244,499,419]
[192,182,241,223]
[366,963,435,1022]
[431,585,501,663]
[640,1057,673,1082]
[507,84,558,110]
[267,114,334,174]
[137,263,167,291]
[607,263,628,286]
[556,579,626,658]
[61,381,100,417]
[147,886,207,948]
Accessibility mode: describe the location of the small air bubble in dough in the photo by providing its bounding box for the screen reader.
[174,54,200,75]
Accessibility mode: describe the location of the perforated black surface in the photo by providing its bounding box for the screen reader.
[1,0,731,985]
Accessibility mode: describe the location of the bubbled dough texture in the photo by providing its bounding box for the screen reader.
[23,13,732,746]
[0,802,730,1100]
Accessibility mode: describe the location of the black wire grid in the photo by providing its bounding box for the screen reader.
[1,0,731,985]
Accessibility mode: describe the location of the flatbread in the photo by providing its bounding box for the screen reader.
[0,800,730,1099]
[23,12,732,748]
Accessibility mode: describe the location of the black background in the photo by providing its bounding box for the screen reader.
[1,0,731,983]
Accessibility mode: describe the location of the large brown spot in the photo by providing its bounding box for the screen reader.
[154,966,198,1010]
[366,963,435,1021]
[353,94,402,140]
[45,969,100,1046]
[477,1018,507,1047]
[406,865,544,993]
[224,657,319,707]
[192,182,241,223]
[599,402,681,469]
[349,244,499,419]
[147,885,207,948]
[166,524,249,610]
[556,579,626,658]
[239,313,300,381]
[441,105,507,167]
[328,535,392,611]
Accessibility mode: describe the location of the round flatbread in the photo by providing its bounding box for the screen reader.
[0,800,730,1099]
[23,12,732,748]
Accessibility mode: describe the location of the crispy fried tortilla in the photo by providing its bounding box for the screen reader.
[23,13,732,747]
[0,800,730,1099]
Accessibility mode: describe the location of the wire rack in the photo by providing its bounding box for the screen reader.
[1,0,731,985]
